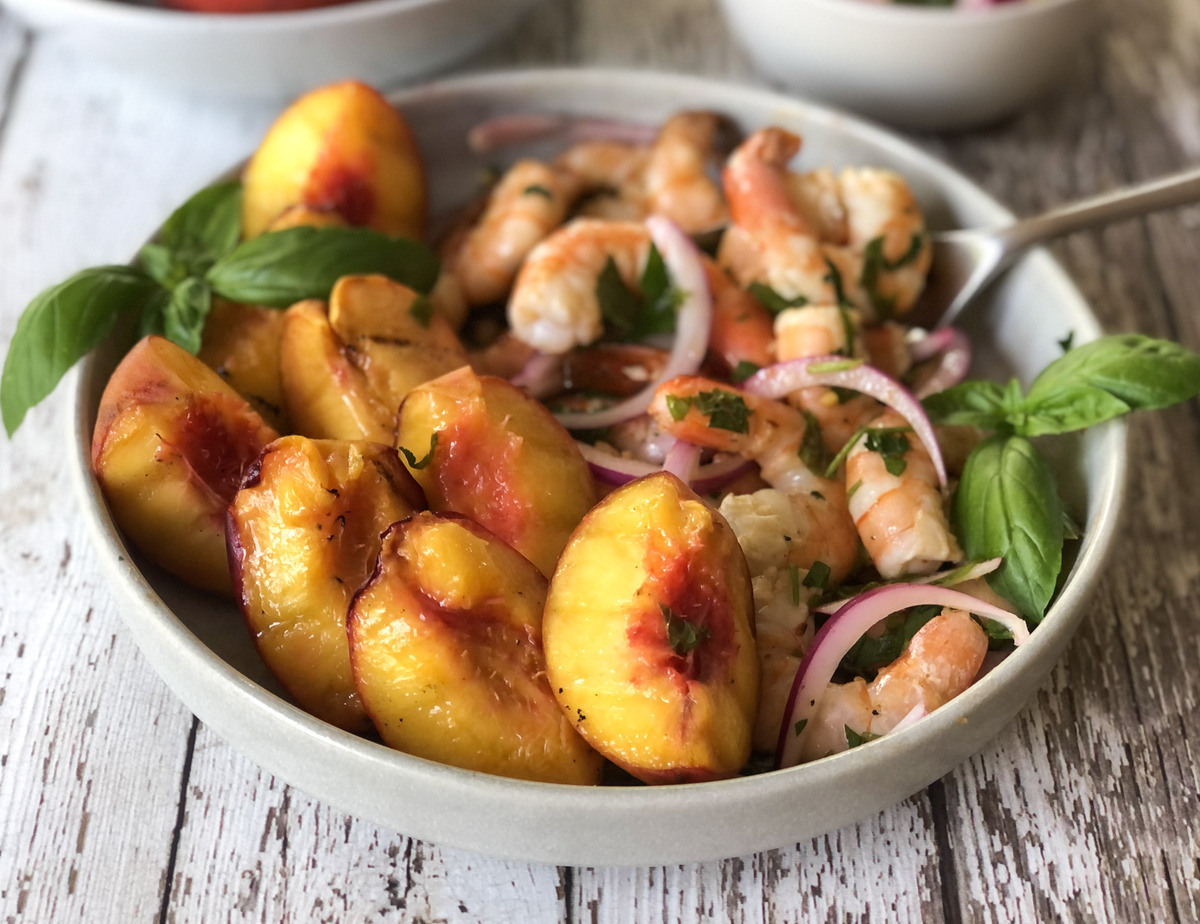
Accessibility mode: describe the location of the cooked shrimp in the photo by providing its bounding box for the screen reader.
[508,219,651,354]
[648,375,860,584]
[555,140,649,221]
[798,608,988,761]
[445,159,583,307]
[641,110,734,233]
[707,260,775,373]
[845,409,962,578]
[718,127,931,321]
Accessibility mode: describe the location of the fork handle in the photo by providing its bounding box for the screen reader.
[996,165,1200,258]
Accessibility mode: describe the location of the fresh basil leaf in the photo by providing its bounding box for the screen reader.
[922,380,1012,431]
[207,227,440,307]
[596,256,640,334]
[1019,334,1200,434]
[731,360,760,383]
[160,277,213,355]
[2,266,162,436]
[139,181,243,285]
[803,561,831,590]
[398,432,438,470]
[954,435,1063,622]
[1016,383,1132,437]
[633,244,683,339]
[137,243,178,289]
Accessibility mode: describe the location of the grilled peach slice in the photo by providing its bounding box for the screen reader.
[91,335,278,594]
[543,472,759,784]
[278,299,396,443]
[198,298,288,432]
[394,367,596,577]
[326,274,468,409]
[241,80,426,241]
[227,436,423,732]
[348,512,602,783]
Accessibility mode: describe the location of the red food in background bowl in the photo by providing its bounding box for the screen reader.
[161,0,363,11]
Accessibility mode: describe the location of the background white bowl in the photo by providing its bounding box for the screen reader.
[0,0,544,99]
[72,69,1124,866]
[716,0,1097,132]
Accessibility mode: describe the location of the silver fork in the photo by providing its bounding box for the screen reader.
[922,165,1200,329]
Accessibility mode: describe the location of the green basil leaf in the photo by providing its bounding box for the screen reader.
[633,244,683,339]
[2,266,162,436]
[596,256,639,334]
[140,181,243,284]
[207,227,440,307]
[747,281,807,315]
[922,380,1012,431]
[1020,334,1200,434]
[161,278,213,355]
[954,435,1063,622]
[1016,383,1131,437]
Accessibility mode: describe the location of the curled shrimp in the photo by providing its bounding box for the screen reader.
[641,110,736,233]
[718,127,931,321]
[845,409,962,578]
[508,219,651,354]
[443,160,583,308]
[797,608,988,762]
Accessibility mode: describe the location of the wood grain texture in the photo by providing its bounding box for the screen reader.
[2,0,1200,920]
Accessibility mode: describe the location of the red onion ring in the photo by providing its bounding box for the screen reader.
[775,583,1029,769]
[510,351,563,400]
[661,439,701,483]
[814,557,1004,615]
[887,703,928,736]
[576,441,752,493]
[553,216,712,431]
[742,355,948,488]
[468,114,659,155]
[908,327,972,400]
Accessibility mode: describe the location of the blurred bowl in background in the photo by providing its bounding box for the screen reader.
[1,0,546,100]
[715,0,1096,132]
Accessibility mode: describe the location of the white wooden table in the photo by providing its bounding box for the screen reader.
[2,1,1199,920]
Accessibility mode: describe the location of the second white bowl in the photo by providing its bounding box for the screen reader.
[717,0,1097,132]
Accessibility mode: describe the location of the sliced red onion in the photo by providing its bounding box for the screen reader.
[553,216,712,430]
[510,351,563,400]
[908,327,972,399]
[775,583,1029,769]
[576,441,752,492]
[743,355,948,488]
[662,439,701,483]
[468,114,658,154]
[814,557,1004,616]
[887,702,927,736]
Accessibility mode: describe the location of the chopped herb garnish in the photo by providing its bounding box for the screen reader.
[1058,331,1075,353]
[747,281,808,315]
[793,718,808,737]
[797,409,827,473]
[789,563,801,606]
[523,184,554,198]
[823,257,848,306]
[859,233,924,319]
[845,726,882,749]
[836,303,858,357]
[846,479,863,501]
[803,561,832,590]
[807,358,864,375]
[408,294,434,328]
[398,432,438,469]
[664,389,751,433]
[662,604,710,655]
[731,360,761,383]
[595,244,683,340]
[864,428,911,477]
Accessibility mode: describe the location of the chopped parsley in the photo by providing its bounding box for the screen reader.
[523,184,554,198]
[864,428,912,477]
[398,432,438,469]
[1058,331,1075,353]
[803,561,832,590]
[731,359,761,383]
[823,257,849,306]
[844,726,882,749]
[859,233,924,319]
[595,244,684,341]
[663,388,751,433]
[747,281,808,315]
[797,409,828,473]
[662,604,710,655]
[793,718,808,737]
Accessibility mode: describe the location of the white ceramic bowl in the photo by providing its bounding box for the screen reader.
[716,0,1096,132]
[71,69,1124,866]
[1,0,543,99]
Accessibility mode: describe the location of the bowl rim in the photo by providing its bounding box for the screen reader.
[745,0,1088,24]
[71,66,1127,865]
[2,0,512,29]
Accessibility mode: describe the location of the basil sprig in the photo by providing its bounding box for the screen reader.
[596,244,683,341]
[926,334,1200,622]
[924,335,1200,437]
[1,180,440,437]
